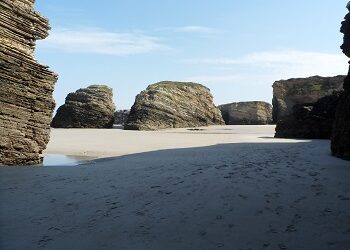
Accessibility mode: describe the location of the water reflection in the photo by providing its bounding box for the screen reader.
[42,154,95,166]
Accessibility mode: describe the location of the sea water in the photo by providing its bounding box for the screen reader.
[42,154,94,166]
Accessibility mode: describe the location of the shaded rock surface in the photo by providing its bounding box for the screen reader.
[124,81,224,130]
[331,4,350,160]
[272,76,344,123]
[51,85,115,128]
[0,0,58,165]
[275,92,342,139]
[219,101,272,125]
[114,110,130,125]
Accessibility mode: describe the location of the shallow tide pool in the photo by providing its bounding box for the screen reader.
[42,154,95,166]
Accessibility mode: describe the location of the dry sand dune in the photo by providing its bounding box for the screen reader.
[1,126,350,249]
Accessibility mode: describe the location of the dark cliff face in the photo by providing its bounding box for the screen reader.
[218,101,272,125]
[51,85,116,128]
[0,0,58,165]
[124,81,224,130]
[272,76,344,123]
[114,110,130,125]
[275,92,342,139]
[331,3,350,160]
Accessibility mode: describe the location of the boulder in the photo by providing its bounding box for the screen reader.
[331,3,350,160]
[51,85,116,128]
[124,81,224,130]
[275,92,341,139]
[272,76,344,123]
[0,0,58,165]
[114,110,130,125]
[218,101,272,125]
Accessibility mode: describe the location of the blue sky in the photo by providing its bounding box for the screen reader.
[35,0,349,110]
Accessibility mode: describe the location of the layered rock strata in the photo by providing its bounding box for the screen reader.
[218,101,272,125]
[51,85,116,128]
[272,76,344,123]
[124,81,224,130]
[331,3,350,160]
[114,110,130,125]
[275,92,341,139]
[0,0,58,165]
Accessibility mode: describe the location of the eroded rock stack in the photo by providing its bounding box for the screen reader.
[0,0,58,165]
[218,101,272,125]
[114,110,130,125]
[272,76,344,123]
[331,3,350,160]
[275,92,341,139]
[51,85,116,128]
[124,81,224,130]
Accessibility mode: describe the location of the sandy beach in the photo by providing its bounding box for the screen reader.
[45,125,280,159]
[1,125,350,249]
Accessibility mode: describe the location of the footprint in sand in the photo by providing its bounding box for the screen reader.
[38,235,53,247]
[199,230,207,236]
[278,243,288,249]
[308,171,319,177]
[338,195,350,201]
[285,224,297,233]
[274,206,283,215]
[263,242,271,247]
[238,194,247,199]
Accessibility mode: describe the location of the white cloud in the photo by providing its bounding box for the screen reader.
[39,28,169,55]
[172,26,219,34]
[186,50,348,83]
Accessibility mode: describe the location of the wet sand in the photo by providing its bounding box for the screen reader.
[1,125,349,249]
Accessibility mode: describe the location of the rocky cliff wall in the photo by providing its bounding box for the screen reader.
[331,3,350,160]
[218,101,272,125]
[275,92,341,139]
[0,0,58,165]
[272,76,344,123]
[124,81,224,130]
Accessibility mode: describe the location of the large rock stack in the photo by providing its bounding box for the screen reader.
[331,3,350,160]
[275,92,341,139]
[218,101,272,125]
[272,76,344,123]
[124,81,224,130]
[51,85,116,128]
[0,0,58,165]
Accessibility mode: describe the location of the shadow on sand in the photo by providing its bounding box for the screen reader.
[1,141,349,249]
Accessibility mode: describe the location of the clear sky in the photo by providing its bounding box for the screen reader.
[34,0,349,110]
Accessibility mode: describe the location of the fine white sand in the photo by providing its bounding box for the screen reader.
[45,125,290,158]
[1,125,350,249]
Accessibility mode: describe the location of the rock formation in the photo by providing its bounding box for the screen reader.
[275,92,341,139]
[114,110,130,125]
[51,85,116,128]
[218,101,272,125]
[0,0,58,165]
[272,76,344,123]
[331,3,350,160]
[124,81,224,130]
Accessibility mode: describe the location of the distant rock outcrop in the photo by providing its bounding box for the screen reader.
[331,3,350,160]
[124,81,224,130]
[114,110,130,125]
[275,92,341,139]
[51,85,115,128]
[0,0,58,165]
[218,101,272,125]
[272,76,344,123]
